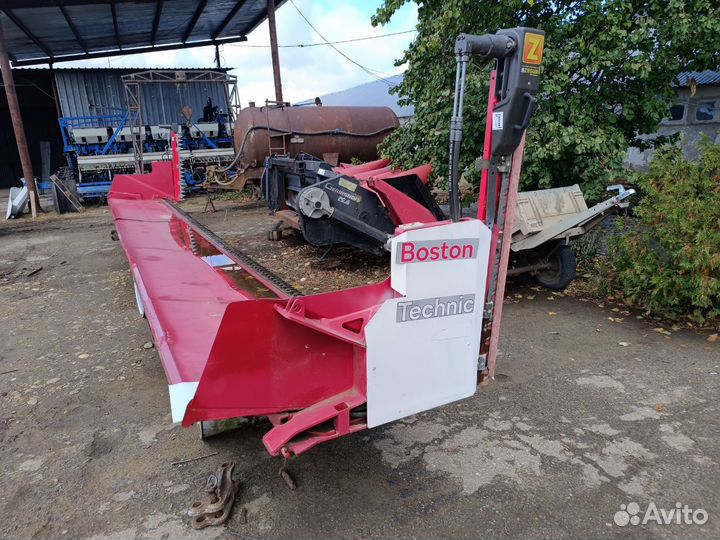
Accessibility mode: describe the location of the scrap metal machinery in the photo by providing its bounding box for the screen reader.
[58,70,239,200]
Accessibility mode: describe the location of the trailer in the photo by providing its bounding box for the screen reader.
[508,183,635,289]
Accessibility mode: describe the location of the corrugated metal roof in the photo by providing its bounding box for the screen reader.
[0,0,285,66]
[297,74,415,118]
[13,67,231,72]
[54,69,231,125]
[677,70,720,87]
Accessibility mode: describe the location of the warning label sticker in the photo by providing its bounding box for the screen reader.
[492,111,504,130]
[338,178,358,192]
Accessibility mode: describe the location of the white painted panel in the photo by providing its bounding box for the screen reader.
[168,381,199,424]
[365,220,491,428]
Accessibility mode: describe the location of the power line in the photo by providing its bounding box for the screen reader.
[227,29,416,49]
[287,0,400,87]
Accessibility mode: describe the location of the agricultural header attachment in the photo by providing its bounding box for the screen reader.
[109,28,545,457]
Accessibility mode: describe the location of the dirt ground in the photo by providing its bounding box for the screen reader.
[1,197,719,540]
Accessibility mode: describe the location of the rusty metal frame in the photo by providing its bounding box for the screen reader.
[121,69,239,173]
[123,80,142,173]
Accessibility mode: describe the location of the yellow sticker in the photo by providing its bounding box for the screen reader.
[523,33,544,66]
[338,178,357,192]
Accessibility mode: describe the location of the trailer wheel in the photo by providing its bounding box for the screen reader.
[535,246,576,290]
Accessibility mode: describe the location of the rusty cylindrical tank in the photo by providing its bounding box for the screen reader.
[233,105,399,186]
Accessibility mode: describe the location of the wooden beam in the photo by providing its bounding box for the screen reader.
[182,0,208,43]
[2,9,54,60]
[0,18,38,217]
[267,0,283,102]
[211,0,246,40]
[58,5,88,53]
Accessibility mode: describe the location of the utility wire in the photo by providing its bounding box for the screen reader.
[227,29,416,49]
[287,0,401,87]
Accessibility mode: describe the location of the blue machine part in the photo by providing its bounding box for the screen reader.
[179,114,233,151]
[77,181,113,198]
[60,108,235,199]
[59,111,129,155]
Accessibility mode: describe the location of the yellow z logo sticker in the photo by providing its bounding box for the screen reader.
[523,33,544,65]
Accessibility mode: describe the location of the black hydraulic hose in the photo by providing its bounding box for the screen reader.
[448,31,516,222]
[448,55,468,222]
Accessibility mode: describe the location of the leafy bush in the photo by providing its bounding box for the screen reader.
[609,140,720,324]
[572,229,602,267]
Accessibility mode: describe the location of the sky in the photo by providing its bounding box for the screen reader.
[63,0,418,106]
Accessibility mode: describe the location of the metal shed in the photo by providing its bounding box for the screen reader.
[54,67,232,125]
[0,0,286,67]
[0,67,235,190]
[0,0,287,216]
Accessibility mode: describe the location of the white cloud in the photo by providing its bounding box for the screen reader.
[61,0,418,105]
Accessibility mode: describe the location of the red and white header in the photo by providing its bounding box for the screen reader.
[396,238,479,264]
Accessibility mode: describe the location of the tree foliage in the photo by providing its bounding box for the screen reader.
[372,0,719,200]
[609,139,720,325]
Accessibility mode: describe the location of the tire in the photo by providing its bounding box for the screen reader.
[535,245,576,290]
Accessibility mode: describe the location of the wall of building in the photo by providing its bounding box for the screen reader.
[0,70,64,189]
[626,84,720,169]
[54,69,231,126]
[0,67,233,189]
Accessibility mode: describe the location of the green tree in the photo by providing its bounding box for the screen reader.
[372,0,719,200]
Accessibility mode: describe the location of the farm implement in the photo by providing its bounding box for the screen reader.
[109,27,544,457]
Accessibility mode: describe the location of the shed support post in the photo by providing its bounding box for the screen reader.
[267,0,283,103]
[0,19,38,217]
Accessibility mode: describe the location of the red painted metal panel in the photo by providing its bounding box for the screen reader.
[366,179,438,225]
[352,165,393,180]
[110,161,181,202]
[372,163,433,185]
[333,158,390,175]
[108,160,390,456]
[109,158,287,387]
[183,299,362,420]
[112,202,280,384]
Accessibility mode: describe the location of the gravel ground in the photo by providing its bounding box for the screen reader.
[0,197,718,540]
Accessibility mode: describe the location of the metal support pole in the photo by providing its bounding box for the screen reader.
[483,134,526,383]
[267,0,284,103]
[49,65,62,118]
[214,44,221,70]
[0,19,38,217]
[124,80,143,173]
